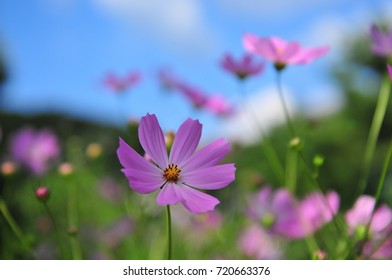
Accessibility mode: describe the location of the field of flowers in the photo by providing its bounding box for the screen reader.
[1,24,392,260]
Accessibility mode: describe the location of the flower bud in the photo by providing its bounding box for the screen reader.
[58,162,74,176]
[35,186,50,203]
[289,137,303,151]
[86,143,102,159]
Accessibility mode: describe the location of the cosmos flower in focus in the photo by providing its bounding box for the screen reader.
[9,127,60,176]
[102,71,141,93]
[220,53,264,80]
[243,34,329,71]
[117,113,235,214]
[370,24,392,57]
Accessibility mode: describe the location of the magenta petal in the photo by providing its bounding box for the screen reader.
[169,118,202,166]
[181,164,235,190]
[371,205,392,233]
[243,33,260,53]
[291,46,329,64]
[138,114,168,168]
[181,138,230,171]
[176,185,220,214]
[345,195,375,229]
[387,65,392,80]
[122,168,163,194]
[156,183,182,205]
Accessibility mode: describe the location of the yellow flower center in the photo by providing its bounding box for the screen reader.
[163,164,181,182]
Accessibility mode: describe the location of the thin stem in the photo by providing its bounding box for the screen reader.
[359,140,392,257]
[285,148,298,193]
[67,183,82,260]
[166,205,172,260]
[357,73,391,196]
[42,202,66,258]
[0,198,35,258]
[238,81,285,184]
[276,72,296,137]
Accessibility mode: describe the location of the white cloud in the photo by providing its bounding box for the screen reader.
[92,0,219,54]
[218,0,349,18]
[221,86,296,145]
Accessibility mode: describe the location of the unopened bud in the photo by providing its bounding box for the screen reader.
[58,162,74,176]
[1,161,17,176]
[313,155,325,167]
[289,137,302,151]
[35,186,50,203]
[165,131,175,152]
[313,250,327,260]
[86,143,102,159]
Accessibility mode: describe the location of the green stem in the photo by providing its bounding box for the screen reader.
[285,148,298,193]
[67,183,82,260]
[359,140,392,257]
[0,199,35,257]
[238,81,285,184]
[357,73,391,196]
[276,72,296,138]
[166,205,172,260]
[42,202,65,258]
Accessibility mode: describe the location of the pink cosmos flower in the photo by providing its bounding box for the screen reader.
[157,69,182,91]
[345,195,392,238]
[238,224,282,259]
[243,33,329,70]
[117,113,236,214]
[10,127,60,176]
[176,83,209,109]
[220,53,264,80]
[205,94,236,117]
[298,191,340,236]
[362,226,392,259]
[102,71,141,93]
[370,24,392,57]
[246,186,304,239]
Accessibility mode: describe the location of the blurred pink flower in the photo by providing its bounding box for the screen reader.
[370,24,392,57]
[205,94,236,117]
[117,113,235,214]
[10,127,60,176]
[176,83,209,109]
[243,34,329,70]
[97,177,124,203]
[362,227,392,259]
[99,217,134,248]
[387,65,392,79]
[298,191,340,236]
[220,53,264,80]
[345,195,392,238]
[157,69,181,91]
[246,186,304,239]
[102,71,141,93]
[238,225,282,259]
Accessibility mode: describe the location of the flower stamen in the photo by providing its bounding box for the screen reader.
[163,164,181,182]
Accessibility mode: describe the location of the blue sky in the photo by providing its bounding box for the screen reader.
[1,0,391,143]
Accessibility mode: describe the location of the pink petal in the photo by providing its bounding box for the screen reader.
[290,46,329,64]
[181,164,235,190]
[169,118,202,166]
[387,65,392,80]
[138,114,168,168]
[121,168,163,194]
[279,42,301,62]
[345,195,375,230]
[176,185,220,214]
[256,38,279,61]
[117,138,164,193]
[156,183,182,205]
[181,138,230,171]
[371,204,392,233]
[270,36,288,52]
[243,33,260,53]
